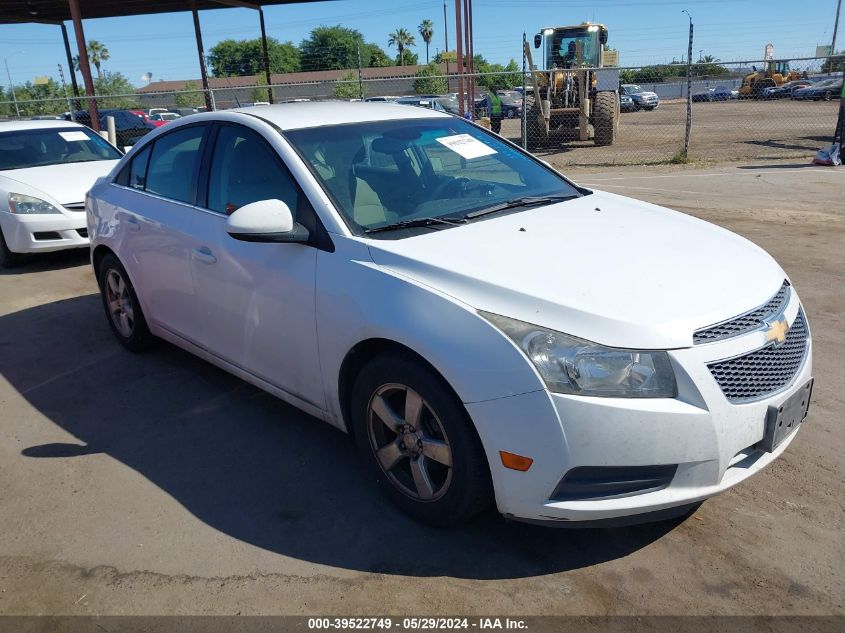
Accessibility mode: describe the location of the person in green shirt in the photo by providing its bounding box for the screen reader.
[485,84,504,134]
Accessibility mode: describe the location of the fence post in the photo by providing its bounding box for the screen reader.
[357,43,364,100]
[522,33,527,150]
[683,11,694,158]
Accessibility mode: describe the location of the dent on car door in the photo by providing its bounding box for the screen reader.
[189,123,324,409]
[119,123,209,341]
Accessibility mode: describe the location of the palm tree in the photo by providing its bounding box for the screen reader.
[72,40,110,78]
[418,19,434,64]
[388,28,416,66]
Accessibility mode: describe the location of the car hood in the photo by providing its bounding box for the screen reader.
[366,191,785,350]
[0,160,119,206]
[633,91,658,98]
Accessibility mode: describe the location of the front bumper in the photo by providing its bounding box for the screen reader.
[467,295,812,524]
[0,210,89,253]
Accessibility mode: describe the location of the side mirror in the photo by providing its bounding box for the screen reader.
[226,199,309,243]
[533,33,542,49]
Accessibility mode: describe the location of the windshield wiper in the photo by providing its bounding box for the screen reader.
[364,216,468,234]
[465,194,580,220]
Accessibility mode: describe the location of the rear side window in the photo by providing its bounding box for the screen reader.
[128,146,151,190]
[206,125,298,216]
[144,126,205,204]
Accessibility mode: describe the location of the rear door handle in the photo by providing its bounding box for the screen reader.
[191,246,217,265]
[125,216,140,232]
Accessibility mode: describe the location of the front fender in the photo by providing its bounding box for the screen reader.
[315,237,546,429]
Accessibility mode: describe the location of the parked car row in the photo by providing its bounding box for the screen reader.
[791,78,843,101]
[692,86,739,102]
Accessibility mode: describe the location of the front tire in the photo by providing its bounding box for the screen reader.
[593,91,617,146]
[97,253,154,352]
[351,353,492,526]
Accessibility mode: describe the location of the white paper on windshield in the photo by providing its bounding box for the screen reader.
[59,131,90,142]
[435,134,497,159]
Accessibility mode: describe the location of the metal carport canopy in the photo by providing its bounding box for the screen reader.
[1,0,328,127]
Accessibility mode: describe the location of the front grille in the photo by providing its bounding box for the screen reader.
[708,309,809,403]
[33,231,62,241]
[694,281,790,344]
[550,465,677,501]
[76,228,88,238]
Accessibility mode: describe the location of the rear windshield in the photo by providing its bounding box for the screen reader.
[0,127,121,170]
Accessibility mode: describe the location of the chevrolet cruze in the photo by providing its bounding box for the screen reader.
[87,103,813,527]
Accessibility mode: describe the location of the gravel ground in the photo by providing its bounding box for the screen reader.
[501,98,841,165]
[0,160,842,617]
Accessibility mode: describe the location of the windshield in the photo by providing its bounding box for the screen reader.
[0,127,122,170]
[285,117,579,236]
[547,28,600,68]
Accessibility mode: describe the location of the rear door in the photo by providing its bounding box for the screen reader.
[116,123,210,342]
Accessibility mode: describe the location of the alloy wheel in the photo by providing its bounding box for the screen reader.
[105,268,135,338]
[367,383,453,501]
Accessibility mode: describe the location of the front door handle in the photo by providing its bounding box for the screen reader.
[191,246,217,265]
[125,216,140,232]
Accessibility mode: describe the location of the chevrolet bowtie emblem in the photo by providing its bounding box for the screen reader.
[765,318,789,345]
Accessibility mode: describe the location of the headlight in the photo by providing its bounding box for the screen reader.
[480,312,677,398]
[8,193,62,215]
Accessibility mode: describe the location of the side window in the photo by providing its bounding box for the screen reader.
[129,146,151,190]
[145,125,206,204]
[207,125,298,216]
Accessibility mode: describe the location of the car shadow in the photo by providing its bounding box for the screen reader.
[0,248,90,276]
[2,295,686,579]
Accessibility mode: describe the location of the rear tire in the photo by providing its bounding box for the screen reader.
[593,91,617,146]
[0,228,23,268]
[97,253,154,352]
[351,353,492,527]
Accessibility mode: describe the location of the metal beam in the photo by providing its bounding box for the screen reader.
[190,0,214,111]
[60,23,80,99]
[454,0,465,116]
[67,0,99,131]
[209,0,261,9]
[258,7,274,103]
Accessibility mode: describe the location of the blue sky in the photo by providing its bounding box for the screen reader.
[1,0,841,87]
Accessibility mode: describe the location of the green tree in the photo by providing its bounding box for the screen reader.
[364,43,393,67]
[395,50,419,66]
[11,79,66,117]
[412,63,447,94]
[473,55,521,89]
[93,71,139,109]
[208,37,300,77]
[250,76,272,103]
[333,71,362,99]
[72,39,110,79]
[300,25,367,71]
[388,28,416,66]
[418,19,434,64]
[175,82,205,108]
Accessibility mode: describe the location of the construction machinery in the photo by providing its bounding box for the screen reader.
[523,23,619,148]
[738,60,801,99]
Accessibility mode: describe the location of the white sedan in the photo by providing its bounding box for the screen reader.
[0,120,122,267]
[86,103,813,527]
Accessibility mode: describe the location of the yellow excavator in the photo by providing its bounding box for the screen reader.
[738,60,801,99]
[523,23,619,148]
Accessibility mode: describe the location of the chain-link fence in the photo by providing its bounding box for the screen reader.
[2,57,841,165]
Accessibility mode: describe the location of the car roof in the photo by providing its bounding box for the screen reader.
[225,101,451,130]
[0,119,87,132]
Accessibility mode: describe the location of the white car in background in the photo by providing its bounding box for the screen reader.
[86,103,812,527]
[0,120,122,267]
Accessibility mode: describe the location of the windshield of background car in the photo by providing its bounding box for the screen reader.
[0,127,122,170]
[285,118,580,234]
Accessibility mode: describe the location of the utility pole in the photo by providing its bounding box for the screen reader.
[682,10,693,158]
[443,1,449,75]
[356,43,364,100]
[58,64,75,120]
[833,0,842,54]
[3,54,21,117]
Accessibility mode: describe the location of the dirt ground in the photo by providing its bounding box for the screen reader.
[0,160,842,617]
[501,98,841,165]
